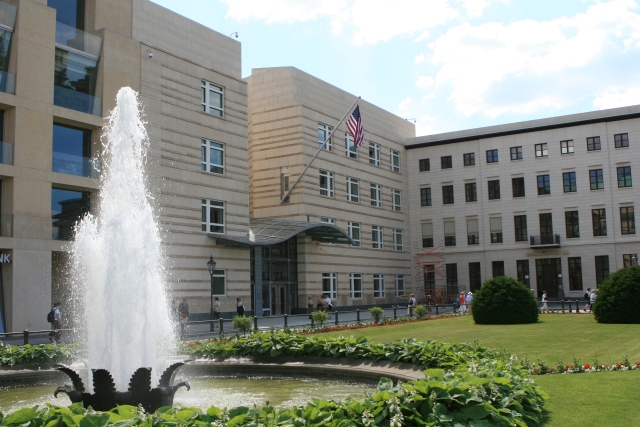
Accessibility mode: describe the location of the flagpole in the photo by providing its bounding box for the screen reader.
[280,96,361,204]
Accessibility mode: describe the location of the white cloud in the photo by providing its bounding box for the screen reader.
[414,53,426,64]
[397,97,414,116]
[593,87,640,109]
[416,75,434,88]
[458,0,490,17]
[221,0,348,23]
[416,124,439,135]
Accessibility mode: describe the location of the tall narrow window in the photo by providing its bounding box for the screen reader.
[201,81,224,117]
[465,182,477,202]
[592,208,607,236]
[349,273,362,298]
[210,269,226,295]
[617,166,632,188]
[469,262,482,292]
[444,220,456,246]
[486,149,498,163]
[446,264,458,291]
[510,146,523,160]
[514,215,527,242]
[560,140,574,154]
[373,274,385,298]
[345,133,357,158]
[280,170,290,203]
[442,185,454,204]
[589,169,604,190]
[540,213,553,243]
[370,183,382,207]
[393,229,403,251]
[322,273,337,299]
[535,143,548,157]
[49,0,85,29]
[319,170,334,197]
[318,123,332,151]
[371,225,383,249]
[391,189,402,212]
[369,142,380,166]
[425,265,436,289]
[419,158,430,171]
[463,153,475,166]
[537,175,551,195]
[52,187,91,241]
[422,223,433,248]
[568,257,583,291]
[52,124,92,177]
[441,155,452,169]
[394,275,405,297]
[347,177,359,202]
[517,260,530,287]
[390,149,400,173]
[201,139,224,174]
[563,172,577,193]
[620,206,635,235]
[512,177,525,198]
[595,255,609,285]
[615,133,629,148]
[490,217,503,243]
[420,187,432,207]
[467,219,479,245]
[587,136,601,151]
[348,222,361,247]
[201,199,225,234]
[565,211,580,238]
[492,261,505,278]
[488,180,501,200]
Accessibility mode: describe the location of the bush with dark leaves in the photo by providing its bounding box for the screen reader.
[593,266,640,324]
[472,276,539,324]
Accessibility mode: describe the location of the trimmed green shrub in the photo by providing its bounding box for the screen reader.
[232,315,253,335]
[472,276,539,324]
[368,306,384,323]
[415,304,429,319]
[594,266,640,323]
[311,310,329,326]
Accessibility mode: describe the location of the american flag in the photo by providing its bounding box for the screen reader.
[346,105,364,148]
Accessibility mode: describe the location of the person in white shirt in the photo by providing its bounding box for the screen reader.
[584,287,592,312]
[465,292,473,313]
[325,295,333,313]
[541,291,548,313]
[590,289,597,310]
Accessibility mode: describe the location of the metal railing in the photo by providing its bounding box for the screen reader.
[52,151,100,178]
[529,234,561,246]
[55,21,102,58]
[0,328,75,345]
[54,85,102,116]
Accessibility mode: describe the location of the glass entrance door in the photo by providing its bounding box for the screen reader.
[270,284,288,315]
[535,258,561,298]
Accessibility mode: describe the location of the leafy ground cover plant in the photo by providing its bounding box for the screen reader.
[0,342,82,367]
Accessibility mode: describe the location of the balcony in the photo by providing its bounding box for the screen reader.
[529,234,561,248]
[54,85,102,116]
[0,141,12,164]
[52,151,100,178]
[55,21,102,58]
[0,214,12,237]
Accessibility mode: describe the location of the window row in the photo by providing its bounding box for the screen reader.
[321,171,402,210]
[322,273,405,299]
[346,222,404,250]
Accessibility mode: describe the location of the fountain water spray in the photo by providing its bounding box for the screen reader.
[72,87,174,389]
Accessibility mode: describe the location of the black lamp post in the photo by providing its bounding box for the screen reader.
[207,255,217,332]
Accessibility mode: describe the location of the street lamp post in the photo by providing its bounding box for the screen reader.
[207,255,217,332]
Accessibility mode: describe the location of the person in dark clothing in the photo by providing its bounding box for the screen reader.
[237,298,245,316]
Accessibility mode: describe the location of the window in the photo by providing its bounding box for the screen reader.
[568,258,583,291]
[419,158,430,171]
[514,215,528,242]
[347,177,359,202]
[390,149,400,173]
[560,140,574,154]
[420,187,432,207]
[320,217,335,225]
[393,229,403,251]
[623,254,635,267]
[589,169,604,190]
[621,206,635,235]
[492,261,505,278]
[349,273,362,298]
[322,273,337,299]
[318,123,332,151]
[201,80,224,117]
[565,211,580,238]
[369,142,380,166]
[535,143,548,157]
[372,225,383,249]
[424,265,436,289]
[465,182,477,202]
[537,174,551,195]
[348,222,361,246]
[615,133,629,148]
[587,136,601,151]
[486,149,499,163]
[469,263,482,292]
[394,275,405,297]
[319,170,334,197]
[201,140,224,175]
[467,219,479,245]
[441,155,452,169]
[512,177,525,198]
[49,0,85,29]
[488,180,501,200]
[463,153,475,166]
[517,260,530,287]
[617,166,632,188]
[442,185,454,204]
[345,133,357,159]
[490,217,503,243]
[202,200,225,234]
[510,146,523,160]
[211,269,226,295]
[370,183,382,207]
[373,274,385,298]
[280,171,290,203]
[52,124,92,177]
[422,223,433,248]
[54,48,99,114]
[539,213,553,241]
[592,209,607,236]
[563,172,577,193]
[446,264,458,289]
[51,187,91,241]
[444,220,456,246]
[391,189,402,212]
[595,255,609,285]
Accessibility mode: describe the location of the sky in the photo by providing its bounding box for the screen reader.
[151,0,640,136]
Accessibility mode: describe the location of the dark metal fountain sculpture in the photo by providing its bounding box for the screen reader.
[54,362,190,412]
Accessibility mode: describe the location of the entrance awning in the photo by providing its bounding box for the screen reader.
[210,218,355,248]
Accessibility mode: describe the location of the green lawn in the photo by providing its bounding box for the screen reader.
[321,314,640,365]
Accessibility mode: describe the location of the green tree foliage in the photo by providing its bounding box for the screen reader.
[232,315,253,336]
[593,266,640,324]
[368,306,384,323]
[472,276,539,324]
[311,310,329,326]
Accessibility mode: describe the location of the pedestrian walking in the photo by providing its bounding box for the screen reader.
[541,290,548,313]
[465,292,473,313]
[590,289,597,311]
[213,297,221,328]
[426,294,434,313]
[307,295,314,319]
[317,295,325,311]
[407,293,416,315]
[236,297,245,316]
[459,292,467,314]
[178,299,189,339]
[48,302,62,344]
[325,294,333,316]
[584,287,592,312]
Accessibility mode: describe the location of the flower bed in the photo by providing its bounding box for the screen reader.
[299,312,464,334]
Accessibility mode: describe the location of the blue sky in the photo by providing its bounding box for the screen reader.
[151,0,640,136]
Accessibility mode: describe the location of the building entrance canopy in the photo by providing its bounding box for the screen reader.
[210,218,354,248]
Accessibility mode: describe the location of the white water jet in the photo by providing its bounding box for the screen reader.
[73,87,174,389]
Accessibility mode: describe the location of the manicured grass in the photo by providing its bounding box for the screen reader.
[536,372,640,427]
[320,314,640,364]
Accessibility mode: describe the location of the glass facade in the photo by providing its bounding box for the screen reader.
[48,0,85,30]
[52,124,93,177]
[54,48,100,114]
[51,187,91,240]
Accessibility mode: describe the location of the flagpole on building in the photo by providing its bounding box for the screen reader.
[280,96,361,205]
